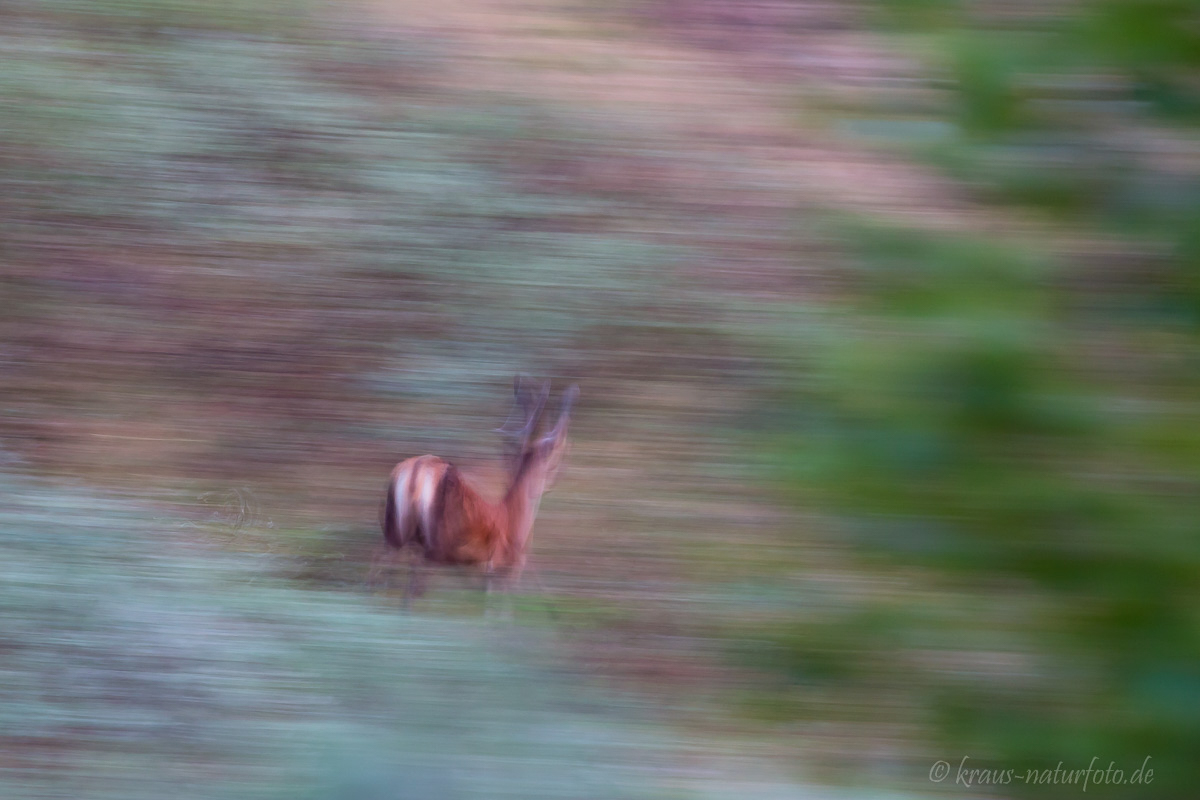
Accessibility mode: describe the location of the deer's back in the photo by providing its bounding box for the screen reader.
[387,456,505,567]
[430,466,506,566]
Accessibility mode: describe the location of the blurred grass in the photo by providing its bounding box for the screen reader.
[0,1,806,796]
[0,0,721,500]
[2,0,1200,798]
[0,472,686,800]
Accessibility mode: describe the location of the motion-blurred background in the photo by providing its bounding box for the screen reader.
[1,1,1197,798]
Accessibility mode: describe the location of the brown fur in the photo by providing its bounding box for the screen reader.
[380,383,577,589]
[382,457,526,569]
[432,465,505,565]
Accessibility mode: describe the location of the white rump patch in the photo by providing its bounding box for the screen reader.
[417,465,439,543]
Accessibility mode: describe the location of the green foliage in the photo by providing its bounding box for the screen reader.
[5,0,1198,795]
[949,33,1029,135]
[1080,0,1200,118]
[871,0,962,31]
[767,220,1200,795]
[757,2,1200,793]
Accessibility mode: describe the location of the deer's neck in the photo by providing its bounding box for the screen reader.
[499,466,545,561]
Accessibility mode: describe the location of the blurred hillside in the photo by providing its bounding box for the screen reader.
[2,0,1198,798]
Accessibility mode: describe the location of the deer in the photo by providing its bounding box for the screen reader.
[377,377,578,601]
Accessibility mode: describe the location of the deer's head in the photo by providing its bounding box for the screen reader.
[497,377,578,499]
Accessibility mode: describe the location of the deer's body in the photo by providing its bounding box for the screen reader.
[380,380,576,590]
[383,456,534,569]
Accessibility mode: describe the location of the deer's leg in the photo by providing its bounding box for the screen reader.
[482,563,498,606]
[367,544,399,591]
[480,558,497,593]
[506,553,528,593]
[482,563,515,619]
[519,561,562,624]
[403,556,427,610]
[366,545,383,590]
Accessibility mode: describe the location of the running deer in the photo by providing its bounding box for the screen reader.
[379,378,578,596]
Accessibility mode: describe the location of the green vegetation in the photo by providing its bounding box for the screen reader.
[0,2,772,797]
[758,1,1200,796]
[0,473,676,800]
[2,0,1198,797]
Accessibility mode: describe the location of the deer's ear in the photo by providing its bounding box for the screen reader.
[559,385,579,426]
[541,384,578,446]
[498,375,549,456]
[497,376,527,436]
[563,384,580,409]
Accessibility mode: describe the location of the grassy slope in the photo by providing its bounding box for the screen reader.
[1,471,826,800]
[0,2,830,797]
[15,0,1194,797]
